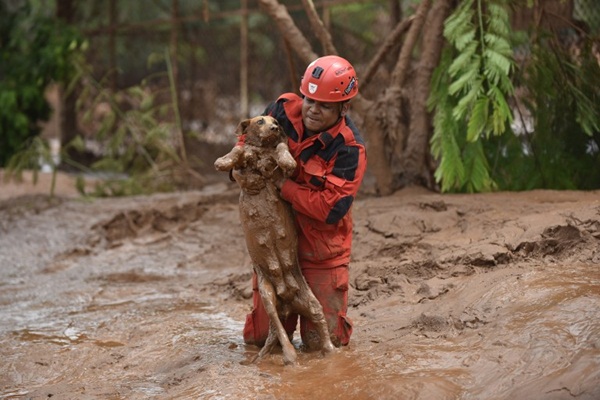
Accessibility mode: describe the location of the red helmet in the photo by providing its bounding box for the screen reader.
[299,55,359,102]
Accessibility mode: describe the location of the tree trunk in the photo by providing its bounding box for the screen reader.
[258,0,318,64]
[170,0,180,97]
[258,0,450,196]
[300,0,337,55]
[108,0,117,92]
[56,0,78,153]
[364,0,432,195]
[170,0,188,166]
[361,16,413,88]
[240,0,249,119]
[401,0,452,189]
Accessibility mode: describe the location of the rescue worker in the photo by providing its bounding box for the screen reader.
[241,55,367,349]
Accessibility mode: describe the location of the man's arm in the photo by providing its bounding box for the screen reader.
[280,144,366,224]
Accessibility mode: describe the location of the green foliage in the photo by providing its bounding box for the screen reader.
[431,0,600,192]
[72,53,198,197]
[485,35,600,190]
[429,0,514,192]
[330,1,389,43]
[0,2,85,166]
[3,136,58,195]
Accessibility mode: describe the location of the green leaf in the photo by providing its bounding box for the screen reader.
[448,57,480,95]
[448,42,478,77]
[455,27,477,52]
[444,1,474,41]
[467,97,490,142]
[463,141,494,192]
[453,84,478,121]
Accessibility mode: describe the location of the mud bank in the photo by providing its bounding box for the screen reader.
[0,181,599,399]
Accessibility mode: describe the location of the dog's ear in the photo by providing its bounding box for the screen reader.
[235,119,251,136]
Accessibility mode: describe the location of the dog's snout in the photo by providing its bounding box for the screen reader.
[269,119,279,129]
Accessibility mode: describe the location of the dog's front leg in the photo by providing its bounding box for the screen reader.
[214,145,245,171]
[274,142,296,175]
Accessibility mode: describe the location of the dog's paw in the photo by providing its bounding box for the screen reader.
[215,146,245,171]
[275,143,297,174]
[214,156,234,171]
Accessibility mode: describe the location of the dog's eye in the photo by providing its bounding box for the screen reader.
[257,118,264,126]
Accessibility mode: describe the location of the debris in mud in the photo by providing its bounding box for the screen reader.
[413,313,451,333]
[416,282,451,301]
[97,203,207,243]
[419,200,448,212]
[354,272,382,291]
[515,224,588,257]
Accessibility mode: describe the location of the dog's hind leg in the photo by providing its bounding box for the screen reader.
[250,325,279,364]
[256,273,297,365]
[295,284,336,355]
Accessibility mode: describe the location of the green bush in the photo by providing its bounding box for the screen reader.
[0,2,84,167]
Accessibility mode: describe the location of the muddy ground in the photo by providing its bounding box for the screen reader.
[1,171,599,400]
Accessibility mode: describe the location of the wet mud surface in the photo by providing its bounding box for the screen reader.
[1,177,600,399]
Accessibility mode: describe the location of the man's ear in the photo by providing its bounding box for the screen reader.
[235,119,251,136]
[340,102,350,117]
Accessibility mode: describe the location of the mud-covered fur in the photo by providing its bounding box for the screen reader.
[214,116,334,365]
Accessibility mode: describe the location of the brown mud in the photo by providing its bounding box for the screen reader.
[1,172,600,399]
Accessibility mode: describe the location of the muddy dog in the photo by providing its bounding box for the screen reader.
[214,115,335,365]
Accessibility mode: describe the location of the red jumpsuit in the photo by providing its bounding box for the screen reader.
[242,93,367,348]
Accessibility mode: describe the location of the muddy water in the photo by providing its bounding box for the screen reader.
[1,190,600,399]
[1,259,599,399]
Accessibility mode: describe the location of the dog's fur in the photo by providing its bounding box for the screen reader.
[214,116,334,365]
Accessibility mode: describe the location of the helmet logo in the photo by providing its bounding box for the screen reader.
[343,77,356,95]
[335,67,349,76]
[308,83,318,94]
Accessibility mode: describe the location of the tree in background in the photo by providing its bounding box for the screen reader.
[3,0,599,194]
[484,0,600,190]
[0,1,84,167]
[258,0,451,195]
[259,0,600,193]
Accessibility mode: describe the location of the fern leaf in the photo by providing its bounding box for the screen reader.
[467,97,490,142]
[436,127,466,192]
[455,27,477,52]
[453,78,483,120]
[431,0,515,192]
[448,42,478,77]
[489,85,511,112]
[463,141,494,192]
[448,56,480,95]
[444,0,475,41]
[486,3,510,36]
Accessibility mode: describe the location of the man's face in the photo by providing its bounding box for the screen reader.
[301,97,345,134]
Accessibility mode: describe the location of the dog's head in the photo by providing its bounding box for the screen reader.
[235,116,284,147]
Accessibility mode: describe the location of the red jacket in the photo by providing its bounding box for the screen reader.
[264,93,367,269]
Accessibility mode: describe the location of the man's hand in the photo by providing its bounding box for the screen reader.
[273,175,286,190]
